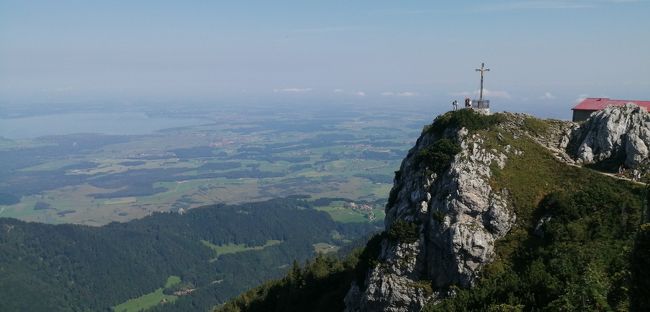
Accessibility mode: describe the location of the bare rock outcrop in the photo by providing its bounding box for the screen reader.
[569,104,650,169]
[345,106,650,312]
[345,125,516,312]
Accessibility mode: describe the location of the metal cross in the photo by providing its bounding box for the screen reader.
[475,62,490,101]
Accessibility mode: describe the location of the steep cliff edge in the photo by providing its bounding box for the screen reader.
[344,111,515,311]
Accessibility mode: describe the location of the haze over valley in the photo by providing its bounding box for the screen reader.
[0,102,434,225]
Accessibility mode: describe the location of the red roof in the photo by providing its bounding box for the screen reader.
[573,97,650,111]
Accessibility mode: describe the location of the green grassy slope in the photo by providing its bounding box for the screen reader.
[113,276,182,312]
[426,124,644,311]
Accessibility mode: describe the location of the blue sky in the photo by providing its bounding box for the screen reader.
[1,0,649,118]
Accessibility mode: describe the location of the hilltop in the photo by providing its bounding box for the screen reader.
[219,106,650,312]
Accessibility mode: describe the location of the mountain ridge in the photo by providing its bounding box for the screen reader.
[219,106,649,312]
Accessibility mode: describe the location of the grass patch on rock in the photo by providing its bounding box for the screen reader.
[423,109,505,136]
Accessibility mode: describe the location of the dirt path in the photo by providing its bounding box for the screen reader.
[585,167,647,186]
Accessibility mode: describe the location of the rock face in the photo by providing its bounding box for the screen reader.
[345,125,516,312]
[344,106,650,312]
[569,104,650,169]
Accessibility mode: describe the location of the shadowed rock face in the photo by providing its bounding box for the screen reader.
[345,125,516,312]
[569,104,650,169]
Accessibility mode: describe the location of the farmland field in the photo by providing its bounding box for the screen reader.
[0,102,437,225]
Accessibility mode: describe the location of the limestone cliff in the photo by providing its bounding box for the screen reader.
[345,104,650,312]
[569,103,650,169]
[345,113,517,312]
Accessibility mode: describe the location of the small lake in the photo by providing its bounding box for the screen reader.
[0,112,209,139]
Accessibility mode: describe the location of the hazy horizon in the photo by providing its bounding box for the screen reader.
[1,0,649,119]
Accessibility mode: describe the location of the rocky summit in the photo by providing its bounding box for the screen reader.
[345,116,516,312]
[344,104,650,312]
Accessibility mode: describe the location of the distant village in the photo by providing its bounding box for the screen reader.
[343,201,378,221]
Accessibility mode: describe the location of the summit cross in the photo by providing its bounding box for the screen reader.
[475,62,490,101]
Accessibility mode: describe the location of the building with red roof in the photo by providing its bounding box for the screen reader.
[572,97,650,122]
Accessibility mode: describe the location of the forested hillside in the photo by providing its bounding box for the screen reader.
[0,198,380,311]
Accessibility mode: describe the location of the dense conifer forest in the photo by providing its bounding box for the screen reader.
[0,198,379,311]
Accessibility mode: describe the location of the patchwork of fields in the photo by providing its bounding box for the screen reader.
[0,104,433,225]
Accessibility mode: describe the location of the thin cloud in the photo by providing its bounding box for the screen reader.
[483,89,512,99]
[333,89,365,96]
[575,94,610,103]
[273,88,312,93]
[381,91,419,97]
[575,94,589,103]
[540,92,556,100]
